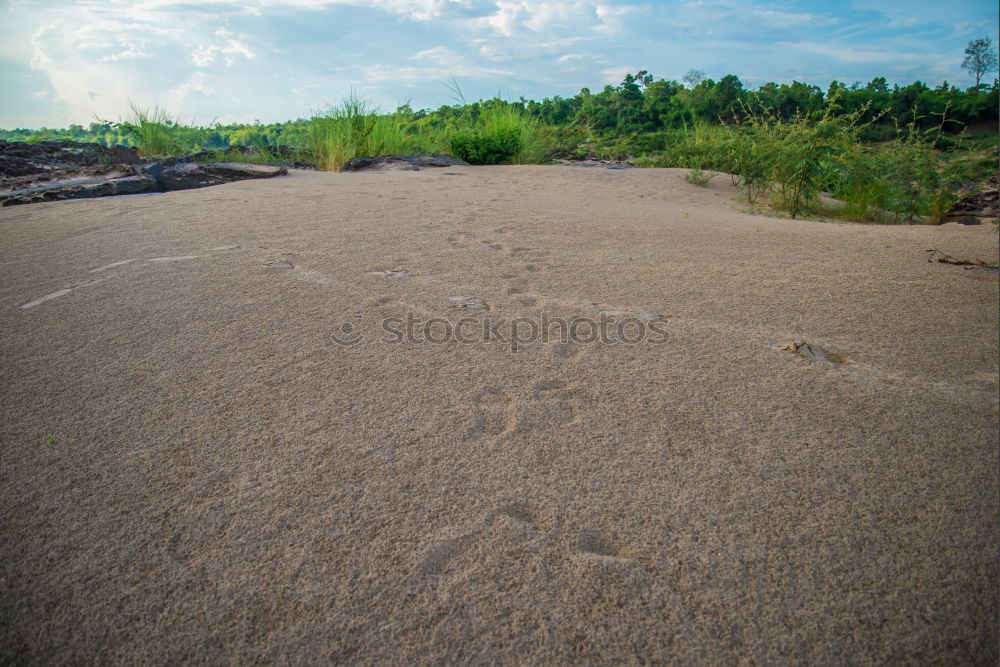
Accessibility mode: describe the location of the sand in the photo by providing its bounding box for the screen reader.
[1,166,997,663]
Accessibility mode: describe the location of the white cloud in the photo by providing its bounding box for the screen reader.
[599,65,636,84]
[191,29,255,67]
[410,46,459,65]
[782,41,948,67]
[2,0,995,128]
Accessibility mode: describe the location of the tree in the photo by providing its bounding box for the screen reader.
[683,69,705,89]
[961,36,998,88]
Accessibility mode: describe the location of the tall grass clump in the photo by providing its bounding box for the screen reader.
[305,95,419,170]
[448,101,543,165]
[116,102,204,157]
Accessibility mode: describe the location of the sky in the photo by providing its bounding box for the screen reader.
[0,0,997,129]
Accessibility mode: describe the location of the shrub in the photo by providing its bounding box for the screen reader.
[447,101,540,165]
[450,127,521,164]
[683,167,715,186]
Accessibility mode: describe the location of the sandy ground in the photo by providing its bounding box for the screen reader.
[1,166,997,664]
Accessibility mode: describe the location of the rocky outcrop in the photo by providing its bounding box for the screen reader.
[158,162,287,191]
[341,154,469,172]
[940,175,999,224]
[0,140,289,206]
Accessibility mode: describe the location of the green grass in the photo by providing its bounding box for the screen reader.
[38,94,992,223]
[115,102,205,157]
[301,95,546,170]
[304,94,426,171]
[683,167,715,186]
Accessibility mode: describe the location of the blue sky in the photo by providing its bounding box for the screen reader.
[1,0,997,128]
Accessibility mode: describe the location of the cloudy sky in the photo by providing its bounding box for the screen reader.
[1,0,997,128]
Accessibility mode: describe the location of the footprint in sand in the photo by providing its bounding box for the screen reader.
[549,341,588,361]
[419,535,475,575]
[575,529,638,562]
[469,387,517,437]
[418,504,549,577]
[515,379,582,439]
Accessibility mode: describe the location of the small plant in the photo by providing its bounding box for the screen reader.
[683,167,715,186]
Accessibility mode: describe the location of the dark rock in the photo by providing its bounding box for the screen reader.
[157,162,287,191]
[107,145,143,165]
[1,173,159,207]
[0,140,290,205]
[341,154,469,172]
[940,174,998,223]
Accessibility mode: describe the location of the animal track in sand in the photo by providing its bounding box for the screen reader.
[446,230,552,269]
[419,535,475,575]
[516,379,582,436]
[490,504,542,529]
[418,504,550,577]
[469,387,517,437]
[446,296,493,311]
[417,505,641,579]
[549,341,588,362]
[364,268,412,278]
[466,379,583,442]
[575,529,638,561]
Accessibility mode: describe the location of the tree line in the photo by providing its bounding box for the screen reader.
[2,73,996,150]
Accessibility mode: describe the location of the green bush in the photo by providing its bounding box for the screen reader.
[450,127,521,164]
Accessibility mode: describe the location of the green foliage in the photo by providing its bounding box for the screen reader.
[115,102,205,157]
[450,128,520,164]
[304,94,424,170]
[724,126,771,206]
[768,109,856,219]
[447,102,540,165]
[0,72,994,221]
[683,167,714,186]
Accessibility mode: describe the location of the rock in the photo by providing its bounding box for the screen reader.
[940,175,998,223]
[1,173,159,207]
[107,145,143,165]
[157,162,287,191]
[0,141,290,206]
[341,154,469,172]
